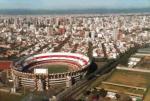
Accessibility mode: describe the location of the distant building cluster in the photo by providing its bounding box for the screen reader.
[0,15,150,60]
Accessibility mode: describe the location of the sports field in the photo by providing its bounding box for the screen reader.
[44,64,69,73]
[106,69,150,88]
[97,82,145,97]
[96,69,150,97]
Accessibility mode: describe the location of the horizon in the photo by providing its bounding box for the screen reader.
[0,7,150,10]
[0,8,150,15]
[0,0,149,10]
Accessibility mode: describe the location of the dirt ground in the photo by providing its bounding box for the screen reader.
[107,69,150,88]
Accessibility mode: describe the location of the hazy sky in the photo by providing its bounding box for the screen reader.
[0,0,149,10]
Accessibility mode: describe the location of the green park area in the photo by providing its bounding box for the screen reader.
[106,69,150,88]
[96,69,150,99]
[0,91,24,101]
[44,64,69,73]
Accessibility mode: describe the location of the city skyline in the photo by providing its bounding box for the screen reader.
[0,0,149,10]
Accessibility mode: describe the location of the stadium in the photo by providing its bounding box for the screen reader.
[11,52,90,91]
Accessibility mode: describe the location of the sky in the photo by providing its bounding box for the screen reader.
[0,0,149,10]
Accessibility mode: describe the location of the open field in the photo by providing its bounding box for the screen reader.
[144,88,150,101]
[97,83,145,97]
[44,64,69,73]
[0,91,24,101]
[96,69,150,98]
[106,69,150,88]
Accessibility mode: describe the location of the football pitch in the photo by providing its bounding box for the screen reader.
[43,64,69,73]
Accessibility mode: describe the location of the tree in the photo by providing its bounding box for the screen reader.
[117,93,132,101]
[99,88,107,97]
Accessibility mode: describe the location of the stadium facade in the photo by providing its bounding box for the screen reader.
[11,53,90,91]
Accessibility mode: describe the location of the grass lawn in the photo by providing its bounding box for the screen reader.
[97,83,145,97]
[106,69,150,88]
[44,64,69,73]
[96,69,150,98]
[144,88,150,101]
[0,91,25,101]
